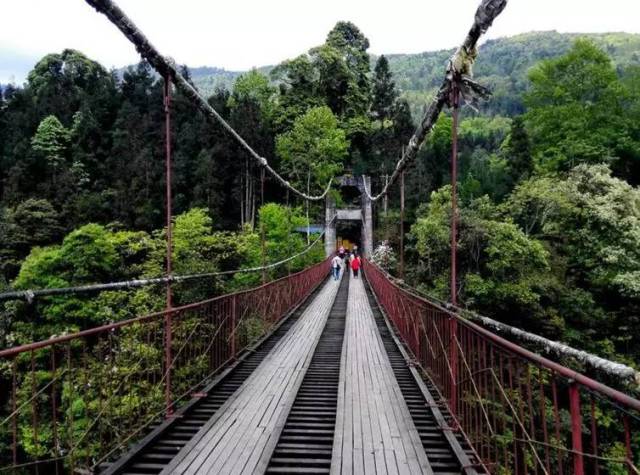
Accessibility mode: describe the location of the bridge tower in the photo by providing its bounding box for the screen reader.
[325,175,373,257]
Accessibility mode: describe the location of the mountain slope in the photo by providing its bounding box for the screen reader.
[128,31,640,118]
[387,31,640,116]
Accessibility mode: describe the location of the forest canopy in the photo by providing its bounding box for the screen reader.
[1,29,640,371]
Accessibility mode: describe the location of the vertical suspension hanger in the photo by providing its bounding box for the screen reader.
[450,82,460,307]
[400,169,405,280]
[261,168,267,284]
[449,79,461,420]
[163,74,174,417]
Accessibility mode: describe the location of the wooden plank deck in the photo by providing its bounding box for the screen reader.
[162,272,342,475]
[331,275,433,475]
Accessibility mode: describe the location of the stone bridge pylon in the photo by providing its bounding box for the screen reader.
[325,175,373,257]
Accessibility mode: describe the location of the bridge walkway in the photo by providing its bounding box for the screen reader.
[162,271,343,474]
[111,269,474,475]
[331,275,433,475]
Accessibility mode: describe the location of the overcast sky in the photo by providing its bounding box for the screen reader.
[2,0,640,83]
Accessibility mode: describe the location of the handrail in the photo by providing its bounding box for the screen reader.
[381,271,640,384]
[364,258,639,474]
[0,257,330,472]
[368,262,640,411]
[0,254,328,358]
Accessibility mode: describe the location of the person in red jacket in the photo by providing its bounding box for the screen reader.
[350,252,361,278]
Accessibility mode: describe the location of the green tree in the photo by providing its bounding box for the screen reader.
[276,106,348,241]
[504,116,533,182]
[31,115,70,176]
[525,39,639,173]
[0,199,62,280]
[276,106,348,193]
[233,203,324,288]
[369,56,412,175]
[270,55,324,131]
[325,21,371,116]
[227,71,279,229]
[410,186,553,331]
[228,69,278,123]
[372,55,397,123]
[504,165,640,359]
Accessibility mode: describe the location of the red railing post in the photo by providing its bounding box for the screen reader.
[231,294,237,359]
[623,415,632,475]
[12,358,17,467]
[569,382,585,475]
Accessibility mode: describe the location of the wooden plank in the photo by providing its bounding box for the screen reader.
[365,275,480,475]
[162,274,342,475]
[331,276,433,475]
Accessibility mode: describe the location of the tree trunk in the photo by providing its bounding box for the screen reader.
[251,173,256,230]
[383,174,388,215]
[240,160,245,227]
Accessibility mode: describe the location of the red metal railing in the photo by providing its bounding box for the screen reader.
[364,260,640,475]
[0,258,329,473]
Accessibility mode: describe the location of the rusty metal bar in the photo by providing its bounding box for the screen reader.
[449,83,460,418]
[399,170,405,280]
[569,382,585,475]
[163,76,174,417]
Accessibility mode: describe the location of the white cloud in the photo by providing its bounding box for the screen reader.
[2,0,639,83]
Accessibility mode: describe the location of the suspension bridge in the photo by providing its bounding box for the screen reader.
[0,0,639,473]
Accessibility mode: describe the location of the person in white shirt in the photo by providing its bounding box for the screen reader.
[331,255,342,281]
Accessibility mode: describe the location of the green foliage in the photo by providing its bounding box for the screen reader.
[411,163,640,362]
[31,115,70,170]
[503,116,533,182]
[271,21,377,169]
[382,31,640,118]
[5,209,252,342]
[460,150,511,203]
[228,69,278,123]
[233,203,324,288]
[525,39,640,172]
[0,199,62,280]
[411,187,552,330]
[270,55,324,131]
[371,55,397,122]
[276,106,348,192]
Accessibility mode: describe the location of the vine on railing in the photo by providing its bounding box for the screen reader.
[0,258,330,473]
[364,259,640,475]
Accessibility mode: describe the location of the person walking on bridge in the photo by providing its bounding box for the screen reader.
[331,254,342,281]
[350,253,361,278]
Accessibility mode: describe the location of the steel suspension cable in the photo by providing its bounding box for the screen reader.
[83,0,332,202]
[362,0,507,202]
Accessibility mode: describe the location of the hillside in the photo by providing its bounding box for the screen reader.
[388,31,640,116]
[180,31,640,118]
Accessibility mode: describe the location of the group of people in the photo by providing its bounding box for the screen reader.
[331,245,361,281]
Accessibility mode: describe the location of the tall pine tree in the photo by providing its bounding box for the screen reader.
[507,116,533,182]
[372,55,397,123]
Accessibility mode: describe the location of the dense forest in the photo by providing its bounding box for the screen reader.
[1,24,640,375]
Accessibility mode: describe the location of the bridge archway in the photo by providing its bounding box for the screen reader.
[325,175,373,257]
